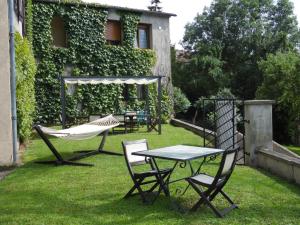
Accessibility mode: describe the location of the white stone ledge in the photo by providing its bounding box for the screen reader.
[244,100,275,105]
[257,148,300,185]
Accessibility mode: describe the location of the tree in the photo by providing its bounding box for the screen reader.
[257,51,300,143]
[171,46,219,102]
[181,0,300,99]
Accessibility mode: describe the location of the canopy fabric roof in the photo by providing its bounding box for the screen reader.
[64,77,159,85]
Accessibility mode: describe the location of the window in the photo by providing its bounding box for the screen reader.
[105,20,121,45]
[14,0,24,22]
[137,85,146,100]
[136,25,150,49]
[14,0,25,35]
[51,16,67,48]
[122,84,129,101]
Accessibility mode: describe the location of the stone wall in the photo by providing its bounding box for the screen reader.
[273,141,300,159]
[257,148,300,185]
[244,100,300,186]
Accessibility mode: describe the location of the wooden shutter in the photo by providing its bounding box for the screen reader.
[105,20,121,41]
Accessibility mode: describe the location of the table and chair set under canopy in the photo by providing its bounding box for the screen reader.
[60,76,164,134]
[33,75,240,217]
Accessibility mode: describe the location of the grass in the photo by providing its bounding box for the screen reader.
[0,124,300,225]
[285,145,300,156]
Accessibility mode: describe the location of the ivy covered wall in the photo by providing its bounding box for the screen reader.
[32,1,172,124]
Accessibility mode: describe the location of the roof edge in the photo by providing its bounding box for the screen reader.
[33,0,177,17]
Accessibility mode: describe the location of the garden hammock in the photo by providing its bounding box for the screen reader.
[34,115,122,167]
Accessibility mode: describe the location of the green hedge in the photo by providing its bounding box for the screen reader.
[32,2,172,124]
[15,33,37,142]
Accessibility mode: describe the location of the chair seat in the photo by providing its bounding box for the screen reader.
[134,168,171,178]
[189,173,222,187]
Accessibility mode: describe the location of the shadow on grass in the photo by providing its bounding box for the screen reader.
[254,167,300,196]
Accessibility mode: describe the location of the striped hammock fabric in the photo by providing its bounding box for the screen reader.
[37,115,119,140]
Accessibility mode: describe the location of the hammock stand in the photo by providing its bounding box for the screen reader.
[34,115,122,167]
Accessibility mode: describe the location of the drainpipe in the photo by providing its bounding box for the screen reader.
[7,0,18,164]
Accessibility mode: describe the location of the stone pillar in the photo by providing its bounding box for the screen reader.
[244,100,275,166]
[0,1,14,166]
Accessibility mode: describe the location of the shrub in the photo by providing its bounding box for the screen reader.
[15,33,37,143]
[173,87,191,114]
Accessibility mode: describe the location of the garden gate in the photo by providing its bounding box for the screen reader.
[202,99,247,164]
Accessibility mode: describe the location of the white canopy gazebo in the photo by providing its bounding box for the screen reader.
[60,76,163,134]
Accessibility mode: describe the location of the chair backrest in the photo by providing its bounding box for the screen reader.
[122,139,149,168]
[114,114,125,123]
[211,147,239,187]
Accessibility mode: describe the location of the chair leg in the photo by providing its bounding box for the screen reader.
[188,181,206,211]
[124,178,149,203]
[147,172,170,194]
[188,180,229,217]
[220,190,235,204]
[124,184,139,199]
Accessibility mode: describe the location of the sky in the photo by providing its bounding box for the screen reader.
[83,0,300,49]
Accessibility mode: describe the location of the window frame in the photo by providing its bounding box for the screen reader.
[136,24,151,49]
[105,20,122,46]
[51,16,68,48]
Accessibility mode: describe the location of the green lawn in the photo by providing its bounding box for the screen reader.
[286,145,300,156]
[0,124,300,225]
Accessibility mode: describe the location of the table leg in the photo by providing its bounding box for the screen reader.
[151,158,175,197]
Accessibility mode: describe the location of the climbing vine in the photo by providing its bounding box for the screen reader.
[15,33,37,142]
[32,1,172,124]
[25,0,33,43]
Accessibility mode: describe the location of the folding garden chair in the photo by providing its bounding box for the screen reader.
[186,147,239,217]
[122,139,172,203]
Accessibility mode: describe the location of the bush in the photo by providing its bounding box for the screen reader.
[15,33,37,143]
[173,87,191,114]
[257,51,300,144]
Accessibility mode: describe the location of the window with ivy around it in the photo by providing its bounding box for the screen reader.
[137,85,146,100]
[135,24,150,49]
[105,20,121,45]
[51,16,67,48]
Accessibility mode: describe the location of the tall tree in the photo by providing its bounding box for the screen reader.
[181,0,300,99]
[257,51,300,143]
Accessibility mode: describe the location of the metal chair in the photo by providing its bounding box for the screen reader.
[122,139,172,203]
[186,147,239,217]
[112,114,127,133]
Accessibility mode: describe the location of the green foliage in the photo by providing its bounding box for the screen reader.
[171,47,219,102]
[147,84,173,123]
[25,0,33,43]
[121,13,140,47]
[181,0,300,100]
[161,88,173,123]
[173,87,191,114]
[32,2,160,124]
[15,33,37,142]
[257,51,300,143]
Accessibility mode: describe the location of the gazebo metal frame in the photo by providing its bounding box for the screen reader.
[60,75,163,134]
